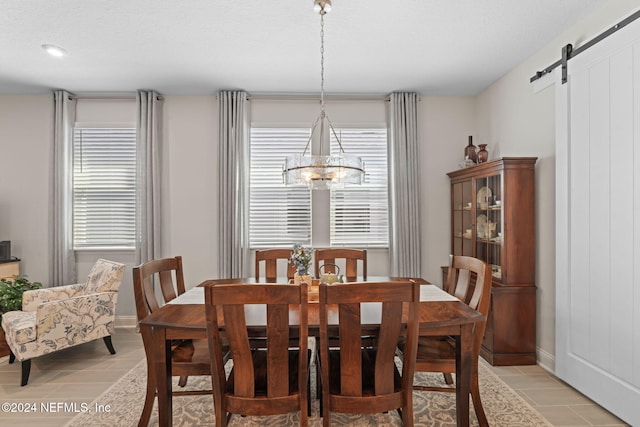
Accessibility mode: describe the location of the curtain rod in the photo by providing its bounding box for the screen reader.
[69,92,163,100]
[247,94,390,102]
[530,8,640,84]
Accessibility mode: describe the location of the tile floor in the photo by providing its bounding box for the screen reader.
[489,364,629,427]
[0,328,630,426]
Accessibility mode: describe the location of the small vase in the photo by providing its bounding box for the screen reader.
[294,273,312,286]
[464,136,477,163]
[477,144,489,163]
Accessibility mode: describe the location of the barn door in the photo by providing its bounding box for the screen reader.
[555,18,640,426]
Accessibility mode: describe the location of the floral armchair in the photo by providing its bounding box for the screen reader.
[0,259,125,385]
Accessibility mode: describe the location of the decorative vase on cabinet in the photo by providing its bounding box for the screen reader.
[447,157,537,365]
[477,144,489,163]
[464,136,477,163]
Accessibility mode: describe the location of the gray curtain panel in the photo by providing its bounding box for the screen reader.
[135,90,163,265]
[218,90,250,278]
[388,92,422,277]
[50,90,77,286]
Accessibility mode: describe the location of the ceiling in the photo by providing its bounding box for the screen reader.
[0,0,608,96]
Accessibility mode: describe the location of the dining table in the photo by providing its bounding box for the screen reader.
[138,277,485,427]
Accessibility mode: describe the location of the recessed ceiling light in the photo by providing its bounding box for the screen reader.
[41,44,67,57]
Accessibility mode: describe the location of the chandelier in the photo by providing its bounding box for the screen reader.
[283,0,365,190]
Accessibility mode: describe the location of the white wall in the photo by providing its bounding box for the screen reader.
[419,96,477,285]
[0,95,52,283]
[76,98,136,124]
[476,0,640,370]
[162,96,219,288]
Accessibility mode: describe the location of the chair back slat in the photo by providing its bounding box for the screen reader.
[265,259,277,282]
[453,269,471,300]
[345,258,359,280]
[159,270,178,301]
[321,258,336,272]
[376,301,403,396]
[468,272,483,311]
[205,297,227,402]
[222,304,254,397]
[266,304,291,397]
[142,277,161,314]
[338,303,363,396]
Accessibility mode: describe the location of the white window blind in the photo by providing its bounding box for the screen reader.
[73,127,136,249]
[249,128,311,248]
[330,128,389,247]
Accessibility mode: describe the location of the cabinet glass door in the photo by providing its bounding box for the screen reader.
[475,174,502,281]
[452,180,473,256]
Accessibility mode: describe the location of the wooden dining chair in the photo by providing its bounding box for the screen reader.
[205,282,309,426]
[255,249,296,282]
[401,255,492,427]
[314,248,367,281]
[133,256,222,427]
[318,280,420,426]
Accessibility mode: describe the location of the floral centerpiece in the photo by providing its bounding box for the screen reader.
[290,244,312,285]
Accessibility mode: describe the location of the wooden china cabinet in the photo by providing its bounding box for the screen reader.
[447,157,537,365]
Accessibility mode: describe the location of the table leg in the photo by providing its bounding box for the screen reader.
[151,326,173,427]
[138,325,156,427]
[456,324,473,427]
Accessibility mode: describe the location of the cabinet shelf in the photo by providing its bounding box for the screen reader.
[477,239,502,245]
[447,157,537,366]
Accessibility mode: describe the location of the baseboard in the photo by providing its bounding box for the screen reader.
[536,346,555,374]
[115,315,138,328]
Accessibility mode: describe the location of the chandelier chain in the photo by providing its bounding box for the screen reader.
[320,12,325,113]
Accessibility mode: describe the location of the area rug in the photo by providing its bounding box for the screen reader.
[66,359,552,426]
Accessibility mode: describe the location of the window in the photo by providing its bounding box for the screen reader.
[249,128,312,248]
[249,126,388,248]
[73,127,137,249]
[330,128,388,246]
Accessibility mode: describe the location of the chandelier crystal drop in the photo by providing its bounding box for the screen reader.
[282,0,365,190]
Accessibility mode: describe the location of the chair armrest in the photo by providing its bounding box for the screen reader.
[22,283,88,312]
[35,292,118,343]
